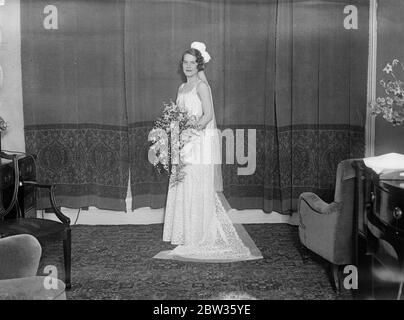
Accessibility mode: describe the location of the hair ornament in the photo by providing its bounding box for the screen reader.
[191,41,211,63]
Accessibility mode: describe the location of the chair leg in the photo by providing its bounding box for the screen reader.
[331,264,341,294]
[63,228,72,290]
[298,241,310,264]
[14,200,22,219]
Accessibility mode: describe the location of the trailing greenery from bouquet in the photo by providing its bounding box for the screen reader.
[149,101,198,186]
[370,59,404,126]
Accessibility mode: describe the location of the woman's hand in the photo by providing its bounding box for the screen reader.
[188,115,203,131]
[188,115,198,128]
[195,122,205,131]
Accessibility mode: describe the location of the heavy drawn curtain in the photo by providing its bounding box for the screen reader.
[21,0,129,211]
[21,0,369,213]
[125,0,369,213]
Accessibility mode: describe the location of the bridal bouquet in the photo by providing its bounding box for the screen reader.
[149,101,198,185]
[369,59,404,126]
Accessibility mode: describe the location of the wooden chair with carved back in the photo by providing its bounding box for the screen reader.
[0,152,71,289]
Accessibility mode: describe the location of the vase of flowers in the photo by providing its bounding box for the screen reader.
[0,116,8,151]
[369,59,404,126]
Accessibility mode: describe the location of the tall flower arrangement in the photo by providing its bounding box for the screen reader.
[369,59,404,126]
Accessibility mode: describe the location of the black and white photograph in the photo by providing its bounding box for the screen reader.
[1,0,404,304]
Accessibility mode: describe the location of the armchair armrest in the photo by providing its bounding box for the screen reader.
[0,234,42,280]
[299,192,341,215]
[21,181,71,225]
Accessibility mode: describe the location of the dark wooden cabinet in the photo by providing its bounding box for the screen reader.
[367,171,404,299]
[0,156,37,219]
[353,160,404,299]
[372,171,404,231]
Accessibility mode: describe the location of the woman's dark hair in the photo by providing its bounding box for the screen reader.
[180,48,205,72]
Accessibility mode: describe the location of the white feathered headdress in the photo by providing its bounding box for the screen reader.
[190,41,211,63]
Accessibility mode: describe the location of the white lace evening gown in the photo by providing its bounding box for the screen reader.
[153,79,263,262]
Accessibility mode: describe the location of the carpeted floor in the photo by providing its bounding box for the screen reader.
[37,224,353,300]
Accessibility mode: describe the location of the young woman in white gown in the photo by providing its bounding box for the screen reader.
[154,43,263,262]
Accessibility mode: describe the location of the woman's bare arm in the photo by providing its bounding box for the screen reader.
[198,70,209,85]
[176,83,183,102]
[196,81,213,129]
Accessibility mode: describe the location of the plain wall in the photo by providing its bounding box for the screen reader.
[0,0,25,153]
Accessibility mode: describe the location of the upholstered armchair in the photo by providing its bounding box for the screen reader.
[0,234,66,300]
[298,159,357,292]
